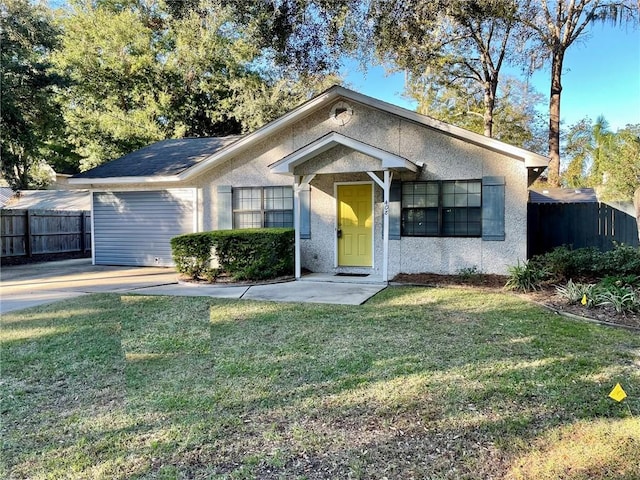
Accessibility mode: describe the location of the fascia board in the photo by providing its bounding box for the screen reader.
[180,88,345,180]
[270,131,418,174]
[332,87,550,167]
[68,175,180,185]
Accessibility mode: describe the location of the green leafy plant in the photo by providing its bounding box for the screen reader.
[598,275,640,290]
[505,260,547,292]
[555,280,598,307]
[596,288,639,314]
[596,244,640,276]
[457,265,482,281]
[532,245,640,281]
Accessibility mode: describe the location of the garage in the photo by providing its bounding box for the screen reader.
[92,189,195,266]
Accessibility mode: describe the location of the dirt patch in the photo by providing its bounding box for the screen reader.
[392,273,640,331]
[393,273,509,289]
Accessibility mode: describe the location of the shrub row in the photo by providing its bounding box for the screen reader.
[170,228,294,282]
[530,244,640,281]
[505,244,640,292]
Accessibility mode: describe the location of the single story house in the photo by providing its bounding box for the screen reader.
[69,85,549,280]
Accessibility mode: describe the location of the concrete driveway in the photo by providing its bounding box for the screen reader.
[0,259,386,314]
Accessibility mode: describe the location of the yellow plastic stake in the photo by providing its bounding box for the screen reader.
[581,294,587,305]
[609,383,627,402]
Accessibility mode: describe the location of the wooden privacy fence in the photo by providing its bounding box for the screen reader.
[528,202,639,258]
[1,209,91,258]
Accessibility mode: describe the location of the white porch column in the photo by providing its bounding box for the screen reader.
[367,170,392,282]
[293,174,315,279]
[294,176,301,279]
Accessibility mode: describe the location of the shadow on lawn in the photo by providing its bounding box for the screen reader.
[1,288,638,479]
[125,290,638,479]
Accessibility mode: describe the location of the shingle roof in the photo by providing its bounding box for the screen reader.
[72,136,242,179]
[0,187,14,207]
[4,190,91,210]
[529,188,598,204]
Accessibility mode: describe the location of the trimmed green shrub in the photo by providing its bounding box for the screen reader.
[531,244,640,281]
[170,232,215,280]
[171,228,294,282]
[596,244,640,275]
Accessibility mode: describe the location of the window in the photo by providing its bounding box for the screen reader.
[401,180,481,237]
[232,186,293,229]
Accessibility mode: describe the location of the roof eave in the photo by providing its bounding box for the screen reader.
[269,131,419,175]
[180,87,349,180]
[68,175,181,185]
[524,157,550,169]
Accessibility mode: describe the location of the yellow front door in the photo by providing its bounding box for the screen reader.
[337,184,373,267]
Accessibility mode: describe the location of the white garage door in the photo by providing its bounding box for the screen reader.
[93,189,195,266]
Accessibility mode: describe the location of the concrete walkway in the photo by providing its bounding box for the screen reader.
[0,259,386,314]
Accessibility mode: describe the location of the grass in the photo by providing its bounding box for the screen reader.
[1,286,639,479]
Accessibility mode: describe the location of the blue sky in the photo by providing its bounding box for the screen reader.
[341,24,640,132]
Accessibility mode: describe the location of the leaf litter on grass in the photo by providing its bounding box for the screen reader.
[1,288,639,479]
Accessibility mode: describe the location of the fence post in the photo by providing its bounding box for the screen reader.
[25,210,33,257]
[80,211,86,253]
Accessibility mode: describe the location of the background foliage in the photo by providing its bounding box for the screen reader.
[1,0,638,206]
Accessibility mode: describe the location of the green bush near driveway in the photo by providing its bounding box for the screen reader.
[171,228,294,281]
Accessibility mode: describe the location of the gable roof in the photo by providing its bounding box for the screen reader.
[70,85,549,185]
[270,131,419,174]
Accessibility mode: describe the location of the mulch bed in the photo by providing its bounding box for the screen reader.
[392,273,640,331]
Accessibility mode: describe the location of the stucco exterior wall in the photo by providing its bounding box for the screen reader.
[84,95,530,275]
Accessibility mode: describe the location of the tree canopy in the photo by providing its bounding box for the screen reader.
[0,0,64,189]
[52,0,337,171]
[1,0,342,183]
[520,0,638,187]
[2,0,638,192]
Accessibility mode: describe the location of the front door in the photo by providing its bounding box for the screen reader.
[337,183,373,267]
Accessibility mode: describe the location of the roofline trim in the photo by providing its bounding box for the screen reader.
[69,85,549,183]
[269,131,418,174]
[181,86,549,179]
[68,175,180,185]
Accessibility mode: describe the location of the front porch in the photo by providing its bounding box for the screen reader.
[268,131,421,283]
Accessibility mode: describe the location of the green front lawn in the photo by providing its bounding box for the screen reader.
[2,287,639,479]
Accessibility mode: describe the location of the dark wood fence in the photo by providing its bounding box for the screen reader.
[1,209,91,258]
[528,202,639,258]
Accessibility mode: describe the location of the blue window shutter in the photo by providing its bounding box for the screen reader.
[482,176,505,241]
[298,185,311,239]
[217,185,232,230]
[389,180,401,240]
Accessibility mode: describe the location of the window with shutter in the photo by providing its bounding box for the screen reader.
[232,186,294,229]
[400,180,482,237]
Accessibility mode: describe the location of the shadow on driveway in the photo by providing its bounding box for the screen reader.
[1,259,386,314]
